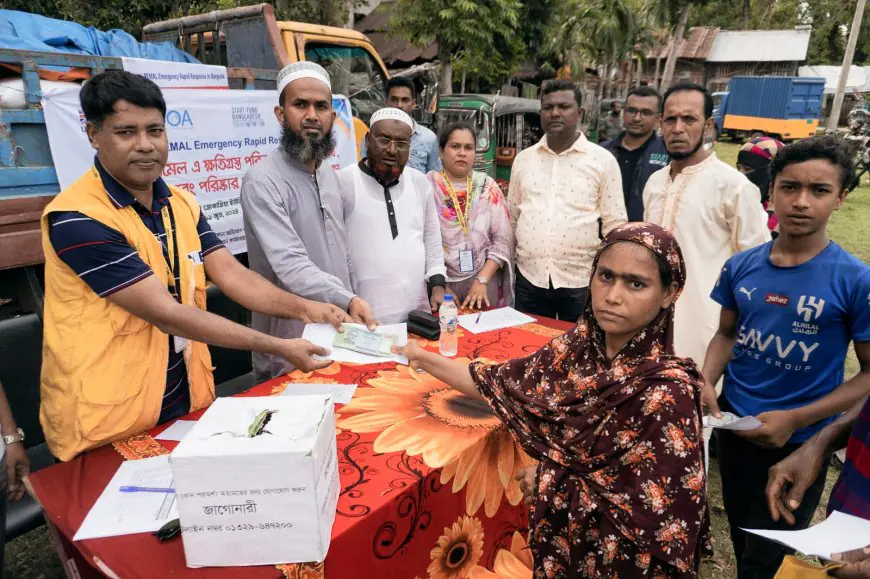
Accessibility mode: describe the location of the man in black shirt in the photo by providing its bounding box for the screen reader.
[602,86,670,221]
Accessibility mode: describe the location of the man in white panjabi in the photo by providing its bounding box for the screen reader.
[338,108,447,324]
[644,82,770,369]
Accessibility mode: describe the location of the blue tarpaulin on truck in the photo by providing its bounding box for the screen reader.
[0,10,199,64]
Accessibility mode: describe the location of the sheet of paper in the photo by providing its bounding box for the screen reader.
[74,455,178,541]
[280,383,358,405]
[302,323,408,365]
[155,420,196,442]
[458,307,536,334]
[744,511,870,560]
[703,412,763,431]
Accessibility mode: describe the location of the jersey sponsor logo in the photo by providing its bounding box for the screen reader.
[737,326,818,372]
[765,293,790,306]
[739,287,757,301]
[797,295,825,323]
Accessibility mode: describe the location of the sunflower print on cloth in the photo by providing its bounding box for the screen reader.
[469,222,712,578]
[428,515,486,579]
[337,362,535,517]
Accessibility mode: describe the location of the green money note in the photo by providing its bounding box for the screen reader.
[333,326,398,357]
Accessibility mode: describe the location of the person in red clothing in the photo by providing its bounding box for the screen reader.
[767,394,870,577]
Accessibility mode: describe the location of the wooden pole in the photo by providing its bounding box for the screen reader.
[827,0,867,132]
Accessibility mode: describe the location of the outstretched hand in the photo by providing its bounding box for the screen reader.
[277,339,333,372]
[392,340,426,371]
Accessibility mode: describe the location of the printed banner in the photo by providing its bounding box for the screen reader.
[121,57,229,89]
[42,87,357,254]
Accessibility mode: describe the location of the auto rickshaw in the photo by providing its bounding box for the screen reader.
[435,94,542,193]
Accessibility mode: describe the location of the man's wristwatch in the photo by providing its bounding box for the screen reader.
[476,275,489,285]
[3,428,24,446]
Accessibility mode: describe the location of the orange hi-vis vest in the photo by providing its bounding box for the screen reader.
[40,167,215,461]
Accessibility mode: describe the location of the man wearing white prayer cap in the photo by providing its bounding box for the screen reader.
[241,61,377,379]
[360,77,442,174]
[337,107,447,324]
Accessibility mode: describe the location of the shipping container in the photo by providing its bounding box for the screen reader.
[713,76,825,141]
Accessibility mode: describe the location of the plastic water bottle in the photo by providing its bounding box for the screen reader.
[439,295,459,357]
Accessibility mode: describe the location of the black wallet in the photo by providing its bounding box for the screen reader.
[408,310,440,340]
[408,310,439,330]
[408,320,440,341]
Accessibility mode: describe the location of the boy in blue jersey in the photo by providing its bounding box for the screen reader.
[701,135,870,579]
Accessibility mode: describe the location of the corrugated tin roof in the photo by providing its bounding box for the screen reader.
[355,0,437,67]
[706,28,811,63]
[646,27,719,60]
[799,65,870,94]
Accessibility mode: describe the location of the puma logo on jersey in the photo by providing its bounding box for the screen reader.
[739,287,757,301]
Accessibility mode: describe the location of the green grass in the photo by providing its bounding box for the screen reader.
[5,143,868,579]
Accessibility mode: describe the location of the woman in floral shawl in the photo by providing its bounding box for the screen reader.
[396,223,711,578]
[428,122,514,309]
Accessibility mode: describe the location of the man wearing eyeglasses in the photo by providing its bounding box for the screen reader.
[602,86,669,222]
[338,107,447,324]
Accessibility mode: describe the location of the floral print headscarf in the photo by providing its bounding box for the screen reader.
[469,222,711,578]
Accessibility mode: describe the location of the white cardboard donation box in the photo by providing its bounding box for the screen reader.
[170,396,340,567]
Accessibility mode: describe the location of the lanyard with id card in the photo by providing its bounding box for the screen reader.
[158,204,189,354]
[443,172,475,273]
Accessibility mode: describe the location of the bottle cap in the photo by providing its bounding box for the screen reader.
[444,295,454,301]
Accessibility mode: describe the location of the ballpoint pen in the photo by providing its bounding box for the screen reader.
[475,312,482,324]
[119,486,176,493]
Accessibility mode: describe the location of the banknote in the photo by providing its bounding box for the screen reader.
[333,326,398,357]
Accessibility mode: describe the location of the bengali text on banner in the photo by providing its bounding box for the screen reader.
[42,86,357,254]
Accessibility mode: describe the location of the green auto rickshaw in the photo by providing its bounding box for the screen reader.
[435,94,542,193]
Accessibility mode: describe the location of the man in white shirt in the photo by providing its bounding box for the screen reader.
[338,108,447,324]
[643,82,770,368]
[509,80,627,322]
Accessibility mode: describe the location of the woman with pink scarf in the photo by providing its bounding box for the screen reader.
[427,122,514,309]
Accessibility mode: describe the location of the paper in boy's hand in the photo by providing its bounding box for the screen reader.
[333,325,397,357]
[703,411,763,431]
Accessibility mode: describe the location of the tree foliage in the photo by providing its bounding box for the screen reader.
[391,0,522,92]
[1,0,361,36]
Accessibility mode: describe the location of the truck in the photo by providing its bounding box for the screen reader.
[142,4,390,122]
[1,4,390,274]
[712,76,825,142]
[0,6,394,487]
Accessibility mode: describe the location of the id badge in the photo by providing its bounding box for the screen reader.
[174,336,189,354]
[459,249,474,273]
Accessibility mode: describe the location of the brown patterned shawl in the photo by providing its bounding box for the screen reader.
[469,222,711,578]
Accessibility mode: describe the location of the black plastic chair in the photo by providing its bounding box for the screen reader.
[0,313,54,540]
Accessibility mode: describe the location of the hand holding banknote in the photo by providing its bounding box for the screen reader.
[333,326,397,357]
[301,300,350,331]
[274,339,332,372]
[348,297,378,330]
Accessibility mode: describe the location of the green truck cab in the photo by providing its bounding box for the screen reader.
[435,94,541,192]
